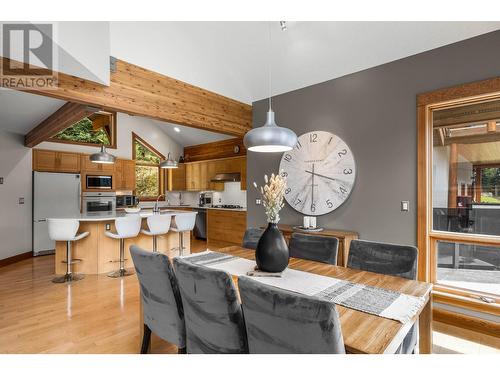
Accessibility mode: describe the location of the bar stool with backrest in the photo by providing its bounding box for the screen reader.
[130,245,186,354]
[105,215,142,278]
[48,218,89,283]
[141,214,172,253]
[347,239,419,354]
[170,212,197,256]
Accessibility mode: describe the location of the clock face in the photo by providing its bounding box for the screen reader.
[279,130,356,216]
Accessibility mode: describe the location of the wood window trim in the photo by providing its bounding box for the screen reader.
[132,132,166,201]
[417,76,500,314]
[47,111,117,149]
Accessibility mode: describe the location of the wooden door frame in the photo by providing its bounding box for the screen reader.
[417,77,500,309]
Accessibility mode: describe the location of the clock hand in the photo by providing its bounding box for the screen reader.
[305,170,340,182]
[311,163,315,211]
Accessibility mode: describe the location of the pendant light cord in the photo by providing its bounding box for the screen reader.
[268,22,272,111]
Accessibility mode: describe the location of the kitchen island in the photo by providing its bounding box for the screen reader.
[51,210,193,275]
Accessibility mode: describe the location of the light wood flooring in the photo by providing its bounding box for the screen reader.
[0,239,498,354]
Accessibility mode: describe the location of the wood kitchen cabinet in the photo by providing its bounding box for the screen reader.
[168,163,186,191]
[207,209,247,248]
[81,154,115,173]
[115,159,136,191]
[33,149,80,173]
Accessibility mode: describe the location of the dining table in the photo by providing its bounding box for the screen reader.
[139,245,433,354]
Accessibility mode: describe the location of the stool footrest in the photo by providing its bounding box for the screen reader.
[61,259,82,265]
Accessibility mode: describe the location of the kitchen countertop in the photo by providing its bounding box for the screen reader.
[49,209,194,222]
[157,205,247,212]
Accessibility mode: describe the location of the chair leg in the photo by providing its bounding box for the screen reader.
[178,347,187,354]
[140,324,151,354]
[153,235,157,253]
[52,241,84,283]
[108,238,135,278]
[179,232,184,256]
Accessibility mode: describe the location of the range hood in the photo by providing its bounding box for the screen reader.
[210,173,241,182]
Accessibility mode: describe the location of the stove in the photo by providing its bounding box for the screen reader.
[212,204,243,209]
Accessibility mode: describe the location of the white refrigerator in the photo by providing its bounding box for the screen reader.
[33,172,81,256]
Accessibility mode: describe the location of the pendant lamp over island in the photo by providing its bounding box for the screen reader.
[243,22,297,153]
[160,152,178,169]
[90,145,116,164]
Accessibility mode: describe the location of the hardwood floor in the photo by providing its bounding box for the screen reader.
[0,238,498,354]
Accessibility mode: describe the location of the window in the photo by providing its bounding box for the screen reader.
[431,100,500,300]
[51,112,116,148]
[133,133,165,200]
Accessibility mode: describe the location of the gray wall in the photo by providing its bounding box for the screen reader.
[248,30,500,246]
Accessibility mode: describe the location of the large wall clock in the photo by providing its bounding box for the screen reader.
[279,130,356,216]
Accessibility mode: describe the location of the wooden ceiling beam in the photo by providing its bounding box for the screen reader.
[2,57,252,137]
[24,102,98,147]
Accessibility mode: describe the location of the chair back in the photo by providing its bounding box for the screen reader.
[238,276,345,354]
[173,212,197,232]
[347,239,418,280]
[242,228,264,250]
[130,245,185,348]
[47,219,80,241]
[289,233,339,265]
[115,215,142,238]
[146,214,172,235]
[173,258,247,353]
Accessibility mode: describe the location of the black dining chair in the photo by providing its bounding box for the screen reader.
[173,257,248,353]
[289,233,339,265]
[130,245,186,354]
[242,228,265,250]
[238,276,345,354]
[347,239,419,354]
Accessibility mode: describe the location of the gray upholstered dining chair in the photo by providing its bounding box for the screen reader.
[242,227,264,250]
[173,257,248,354]
[130,245,186,354]
[347,239,419,354]
[289,233,339,265]
[238,276,345,354]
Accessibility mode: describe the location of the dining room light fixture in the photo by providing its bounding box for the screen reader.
[90,145,116,164]
[160,152,178,169]
[243,22,297,153]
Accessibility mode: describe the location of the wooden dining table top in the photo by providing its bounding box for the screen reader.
[217,246,433,354]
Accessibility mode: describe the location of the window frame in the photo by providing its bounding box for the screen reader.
[132,132,165,201]
[48,111,117,149]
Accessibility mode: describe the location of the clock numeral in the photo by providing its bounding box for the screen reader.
[284,154,292,162]
[326,199,333,208]
[285,188,291,194]
[281,171,288,177]
[295,198,302,206]
[295,141,302,150]
[338,149,347,158]
[343,168,352,175]
[310,133,318,143]
[339,186,347,194]
[328,137,333,145]
[311,203,316,212]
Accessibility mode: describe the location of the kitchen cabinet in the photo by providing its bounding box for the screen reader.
[168,164,186,191]
[207,209,247,247]
[33,149,80,173]
[115,159,136,191]
[81,154,115,173]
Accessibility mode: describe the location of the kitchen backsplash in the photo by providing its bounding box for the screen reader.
[164,181,247,207]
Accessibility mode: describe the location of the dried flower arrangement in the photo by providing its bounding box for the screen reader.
[253,172,287,224]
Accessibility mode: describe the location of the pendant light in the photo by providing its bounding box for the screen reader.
[90,145,116,164]
[243,22,297,153]
[160,152,178,169]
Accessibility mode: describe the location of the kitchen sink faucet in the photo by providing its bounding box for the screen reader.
[153,194,165,213]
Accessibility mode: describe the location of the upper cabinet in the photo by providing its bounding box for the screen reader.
[33,149,80,173]
[115,159,136,191]
[168,164,186,191]
[81,154,115,172]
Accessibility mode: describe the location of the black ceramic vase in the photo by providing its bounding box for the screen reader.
[255,223,289,272]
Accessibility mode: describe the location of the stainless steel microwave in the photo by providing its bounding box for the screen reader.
[86,175,112,190]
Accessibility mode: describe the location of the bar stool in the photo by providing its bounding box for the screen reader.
[171,212,197,256]
[141,214,172,252]
[48,219,89,283]
[105,215,142,278]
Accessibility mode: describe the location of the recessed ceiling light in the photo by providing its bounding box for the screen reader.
[174,127,180,133]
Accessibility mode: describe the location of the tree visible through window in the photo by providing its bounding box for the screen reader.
[52,112,115,147]
[133,134,164,199]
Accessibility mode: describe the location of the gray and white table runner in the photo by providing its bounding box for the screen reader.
[179,250,425,324]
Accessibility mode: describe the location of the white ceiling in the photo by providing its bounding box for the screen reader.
[154,120,233,146]
[110,21,500,104]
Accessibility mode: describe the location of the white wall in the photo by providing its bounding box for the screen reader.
[0,131,33,260]
[213,182,247,207]
[36,113,183,161]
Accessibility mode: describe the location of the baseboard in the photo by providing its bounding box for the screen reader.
[433,308,500,338]
[0,251,32,268]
